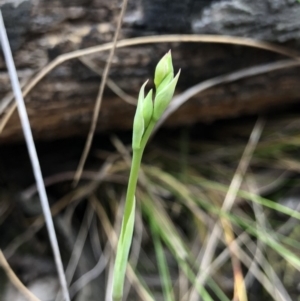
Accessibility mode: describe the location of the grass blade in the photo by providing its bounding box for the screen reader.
[150,220,175,301]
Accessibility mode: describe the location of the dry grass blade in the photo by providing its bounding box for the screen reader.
[79,56,136,105]
[242,230,292,301]
[0,77,30,114]
[1,34,299,135]
[73,0,129,185]
[64,205,94,286]
[4,159,114,261]
[229,238,287,301]
[184,229,287,301]
[0,250,42,301]
[189,118,265,301]
[245,179,292,301]
[0,99,17,133]
[69,243,108,299]
[221,218,248,301]
[68,196,111,299]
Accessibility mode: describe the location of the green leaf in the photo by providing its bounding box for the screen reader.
[112,197,136,301]
[153,70,181,121]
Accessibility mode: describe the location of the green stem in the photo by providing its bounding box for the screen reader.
[122,118,156,240]
[112,119,156,301]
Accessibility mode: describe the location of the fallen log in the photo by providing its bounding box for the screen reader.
[1,0,300,142]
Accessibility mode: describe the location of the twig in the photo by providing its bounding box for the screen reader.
[1,34,299,135]
[0,11,70,301]
[73,0,129,186]
[0,249,42,301]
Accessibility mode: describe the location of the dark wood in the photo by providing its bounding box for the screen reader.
[1,0,300,142]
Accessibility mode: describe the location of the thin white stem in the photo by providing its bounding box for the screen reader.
[0,11,70,301]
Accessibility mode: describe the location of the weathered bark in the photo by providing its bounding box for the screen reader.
[1,0,300,142]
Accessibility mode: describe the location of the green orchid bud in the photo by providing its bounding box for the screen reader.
[153,70,181,121]
[154,50,174,89]
[142,89,153,129]
[132,81,147,150]
[155,72,173,96]
[132,81,154,150]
